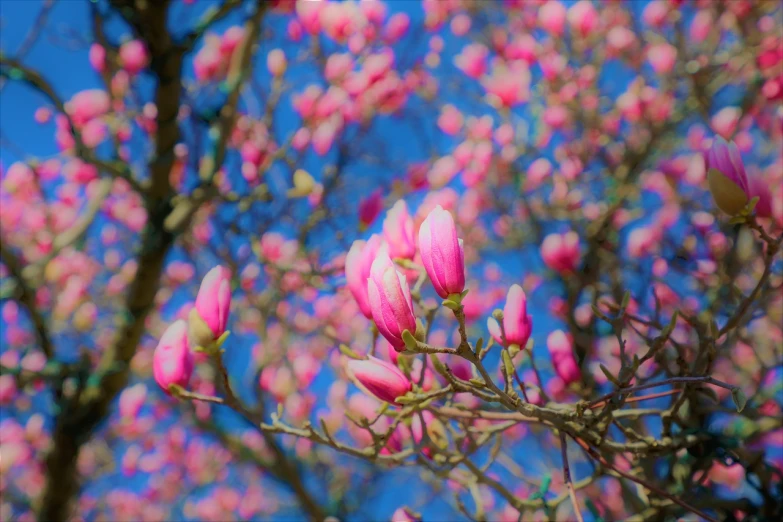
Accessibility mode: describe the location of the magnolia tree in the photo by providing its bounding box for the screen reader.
[1,0,782,521]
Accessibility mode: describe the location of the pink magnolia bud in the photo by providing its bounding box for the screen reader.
[547,330,580,385]
[192,266,232,343]
[418,206,465,299]
[541,231,581,273]
[345,234,384,319]
[487,284,532,348]
[119,40,149,76]
[704,137,750,215]
[153,320,193,393]
[346,357,412,404]
[368,253,417,351]
[383,201,416,260]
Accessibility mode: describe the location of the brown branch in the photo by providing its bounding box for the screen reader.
[210,350,326,521]
[0,239,53,359]
[37,1,190,518]
[560,431,584,522]
[575,437,719,522]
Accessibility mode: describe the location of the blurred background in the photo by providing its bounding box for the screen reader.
[1,0,782,521]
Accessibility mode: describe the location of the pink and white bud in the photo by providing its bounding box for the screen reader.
[345,234,384,319]
[541,231,581,274]
[153,320,194,393]
[346,357,412,404]
[192,266,232,341]
[383,201,416,260]
[368,253,417,351]
[487,284,532,348]
[418,206,465,299]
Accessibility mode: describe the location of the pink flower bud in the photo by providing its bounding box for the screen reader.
[704,137,750,215]
[541,231,581,273]
[383,201,416,260]
[119,40,149,76]
[418,206,465,299]
[487,284,532,348]
[153,320,193,393]
[345,234,384,319]
[547,330,580,385]
[346,357,412,404]
[193,266,232,339]
[368,253,417,351]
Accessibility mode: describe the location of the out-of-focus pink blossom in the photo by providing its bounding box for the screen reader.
[567,1,598,37]
[119,383,147,420]
[119,40,149,76]
[541,231,581,273]
[539,1,567,36]
[89,44,106,73]
[383,201,416,260]
[267,49,287,77]
[358,189,384,230]
[647,43,677,74]
[547,330,580,385]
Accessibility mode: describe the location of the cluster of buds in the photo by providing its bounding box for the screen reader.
[152,266,232,394]
[344,202,582,409]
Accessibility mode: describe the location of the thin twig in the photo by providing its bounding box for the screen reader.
[560,431,584,522]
